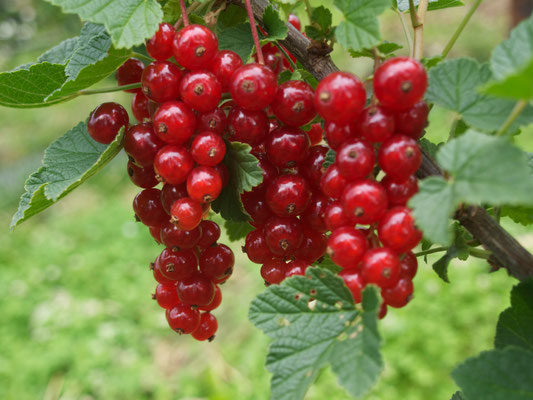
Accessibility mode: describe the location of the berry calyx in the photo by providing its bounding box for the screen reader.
[190,132,226,166]
[187,166,223,203]
[198,107,228,134]
[263,216,304,256]
[336,139,375,180]
[266,174,312,217]
[271,80,316,127]
[158,247,198,281]
[341,180,388,225]
[357,106,395,143]
[378,135,422,183]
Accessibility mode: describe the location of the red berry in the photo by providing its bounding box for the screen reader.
[191,132,226,166]
[381,175,418,207]
[228,107,269,145]
[230,63,277,111]
[187,166,223,203]
[160,220,202,249]
[241,188,273,227]
[153,258,176,284]
[209,50,243,92]
[161,183,188,214]
[294,229,328,263]
[272,80,316,127]
[261,259,287,285]
[257,157,279,190]
[177,271,216,306]
[179,71,222,112]
[324,201,347,232]
[141,61,182,103]
[324,120,358,150]
[133,188,168,227]
[153,101,196,145]
[154,283,180,309]
[127,161,158,188]
[158,247,198,281]
[400,252,418,279]
[302,145,328,188]
[263,216,304,256]
[245,230,273,263]
[288,14,301,31]
[336,139,375,180]
[192,312,218,341]
[393,101,429,139]
[301,192,329,232]
[213,163,229,187]
[198,285,222,311]
[199,244,235,281]
[315,72,366,123]
[378,135,421,183]
[341,180,388,225]
[339,270,365,303]
[116,58,144,93]
[166,304,200,334]
[377,206,422,253]
[198,107,227,134]
[286,259,310,277]
[147,23,176,61]
[154,145,194,185]
[379,303,388,319]
[124,123,164,167]
[87,102,129,144]
[261,46,284,75]
[327,226,367,269]
[357,106,395,143]
[266,174,311,217]
[306,123,323,146]
[360,248,401,289]
[197,220,221,248]
[266,126,310,168]
[374,57,427,111]
[131,92,150,122]
[382,278,414,308]
[170,197,203,231]
[320,164,348,199]
[149,225,163,244]
[173,25,218,70]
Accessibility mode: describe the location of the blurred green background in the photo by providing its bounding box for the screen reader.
[1,1,532,399]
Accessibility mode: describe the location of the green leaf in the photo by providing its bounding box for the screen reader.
[418,138,442,159]
[314,255,342,274]
[349,42,403,58]
[396,0,464,12]
[305,6,334,41]
[216,23,256,63]
[44,0,163,49]
[323,149,336,169]
[501,206,533,226]
[262,4,289,42]
[452,347,533,400]
[224,220,254,242]
[426,58,533,131]
[495,280,533,351]
[249,268,382,400]
[451,392,466,400]
[11,122,124,229]
[334,0,390,52]
[38,37,80,64]
[432,225,469,283]
[162,0,181,24]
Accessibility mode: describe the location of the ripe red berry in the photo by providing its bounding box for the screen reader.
[302,145,328,188]
[339,270,365,303]
[315,72,366,124]
[373,57,427,111]
[154,283,180,309]
[147,23,176,61]
[170,197,203,231]
[177,271,216,306]
[241,188,273,227]
[230,63,277,111]
[336,139,375,180]
[306,123,323,146]
[378,135,421,183]
[261,45,283,75]
[173,24,218,70]
[192,312,218,341]
[116,58,144,93]
[131,92,150,122]
[271,80,316,127]
[286,259,310,278]
[301,192,329,232]
[379,303,388,319]
[327,226,367,269]
[209,50,243,92]
[320,164,348,199]
[288,14,301,31]
[228,107,269,145]
[153,258,176,284]
[199,244,235,281]
[187,166,223,203]
[294,229,328,263]
[160,220,202,249]
[149,225,163,244]
[360,248,401,289]
[87,102,129,144]
[198,107,227,134]
[245,230,273,263]
[154,145,194,185]
[266,127,310,168]
[261,259,287,285]
[198,285,222,311]
[124,123,164,167]
[357,106,395,143]
[381,175,418,207]
[141,61,182,103]
[179,71,222,112]
[127,161,158,188]
[263,216,304,256]
[191,132,226,166]
[257,157,279,190]
[341,180,388,225]
[377,206,422,253]
[161,183,188,214]
[133,188,168,227]
[382,278,414,308]
[400,252,418,279]
[153,101,196,145]
[324,120,358,150]
[197,220,221,248]
[158,247,198,281]
[324,201,347,232]
[393,101,429,139]
[266,174,312,217]
[166,304,200,334]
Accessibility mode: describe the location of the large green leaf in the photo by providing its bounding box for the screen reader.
[396,0,464,11]
[216,23,256,63]
[38,37,80,64]
[11,122,124,229]
[224,220,254,242]
[250,268,382,400]
[262,4,289,42]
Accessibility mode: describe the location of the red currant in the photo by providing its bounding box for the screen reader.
[261,259,287,285]
[306,123,323,146]
[336,139,375,180]
[173,25,218,70]
[380,175,418,207]
[230,63,277,111]
[116,58,144,93]
[266,174,311,217]
[127,161,158,188]
[400,251,418,279]
[170,197,203,231]
[153,258,176,284]
[288,14,301,31]
[324,120,358,150]
[339,270,365,303]
[154,283,180,309]
[192,312,218,341]
[379,303,388,319]
[315,72,366,123]
[393,101,429,139]
[197,220,221,248]
[378,135,421,183]
[131,92,150,122]
[124,123,163,167]
[324,201,347,232]
[228,107,269,145]
[141,61,182,103]
[301,145,328,188]
[191,132,226,166]
[154,145,194,185]
[209,50,243,92]
[153,101,196,145]
[177,271,216,306]
[360,248,401,289]
[301,192,329,232]
[256,157,279,190]
[166,304,200,334]
[357,106,394,143]
[241,188,273,227]
[161,183,188,214]
[199,244,235,281]
[271,80,316,127]
[286,259,310,277]
[158,247,198,281]
[133,188,168,227]
[187,166,223,203]
[149,225,163,244]
[198,107,227,134]
[320,164,348,199]
[147,23,176,61]
[263,216,304,256]
[179,71,222,112]
[244,230,273,263]
[261,46,283,75]
[341,180,388,225]
[294,229,328,263]
[87,102,129,144]
[198,285,222,311]
[327,226,367,269]
[377,206,422,253]
[160,220,202,249]
[382,278,414,308]
[213,163,229,187]
[266,127,310,168]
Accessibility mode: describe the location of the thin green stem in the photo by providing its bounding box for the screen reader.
[496,100,527,136]
[132,52,152,63]
[441,0,483,58]
[408,0,420,27]
[273,42,298,71]
[303,0,313,23]
[494,206,501,223]
[414,247,449,257]
[396,8,412,56]
[469,247,491,260]
[79,83,141,95]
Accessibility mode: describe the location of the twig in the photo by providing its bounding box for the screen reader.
[396,8,413,56]
[412,0,428,60]
[496,100,528,136]
[245,0,264,64]
[442,0,483,58]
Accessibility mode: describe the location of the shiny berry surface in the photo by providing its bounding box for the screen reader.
[263,216,304,256]
[158,247,198,281]
[177,271,216,306]
[171,197,203,231]
[116,58,144,93]
[324,121,358,150]
[357,106,395,143]
[336,139,375,180]
[199,244,235,281]
[294,229,328,263]
[324,201,347,232]
[166,304,200,334]
[266,174,311,217]
[302,145,328,187]
[400,252,418,279]
[360,248,401,289]
[381,175,418,207]
[209,50,243,92]
[228,107,269,145]
[245,230,273,263]
[154,283,180,309]
[394,101,429,139]
[161,183,188,214]
[124,123,164,167]
[127,161,158,188]
[147,23,176,61]
[198,285,222,311]
[191,132,226,166]
[377,206,422,253]
[327,226,367,269]
[261,259,287,285]
[198,107,227,134]
[154,145,194,185]
[307,123,323,146]
[320,164,348,200]
[241,188,273,227]
[133,188,168,227]
[271,80,316,127]
[141,61,182,103]
[288,14,301,31]
[197,220,221,248]
[192,312,218,341]
[285,259,310,277]
[382,278,414,308]
[378,135,421,183]
[187,166,223,203]
[131,92,150,122]
[173,25,218,70]
[179,71,222,112]
[341,180,388,225]
[301,192,329,232]
[160,221,202,249]
[153,101,197,145]
[266,127,310,168]
[87,102,129,144]
[230,63,277,111]
[339,270,365,303]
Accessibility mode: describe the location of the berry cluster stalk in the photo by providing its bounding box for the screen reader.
[245,0,265,64]
[180,0,190,26]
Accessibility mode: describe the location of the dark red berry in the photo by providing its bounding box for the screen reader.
[324,120,358,150]
[377,206,422,253]
[339,270,365,303]
[198,107,227,134]
[288,14,301,31]
[257,157,279,190]
[263,216,304,256]
[379,303,388,319]
[199,244,235,281]
[306,123,323,146]
[227,107,269,145]
[147,23,176,61]
[160,220,202,249]
[131,92,150,122]
[191,132,226,166]
[153,101,196,145]
[245,229,273,264]
[382,278,414,308]
[153,258,176,284]
[341,180,388,225]
[381,175,418,207]
[378,135,421,183]
[133,188,168,227]
[154,283,180,309]
[393,101,429,139]
[166,304,200,334]
[141,61,182,103]
[116,58,144,93]
[198,285,222,311]
[360,248,401,289]
[302,145,328,188]
[161,183,188,214]
[87,102,129,144]
[327,226,367,269]
[320,164,348,199]
[149,225,163,244]
[209,50,243,92]
[127,161,158,188]
[177,271,216,306]
[266,174,311,217]
[271,80,316,127]
[261,259,287,285]
[187,166,223,203]
[170,197,203,231]
[173,25,218,70]
[315,72,366,123]
[197,220,221,248]
[357,106,395,143]
[158,247,198,281]
[241,188,273,227]
[324,201,347,232]
[261,45,283,75]
[301,192,329,232]
[213,163,229,187]
[230,63,277,111]
[400,252,418,279]
[294,229,328,263]
[336,139,375,180]
[179,71,222,112]
[192,312,218,341]
[286,259,310,277]
[266,127,310,168]
[124,123,164,167]
[154,145,194,185]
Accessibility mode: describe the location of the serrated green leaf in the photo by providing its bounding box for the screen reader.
[305,6,334,41]
[451,392,466,400]
[501,206,533,226]
[314,254,342,274]
[349,42,403,58]
[323,149,336,169]
[495,280,533,351]
[162,0,181,23]
[216,22,256,63]
[249,268,382,400]
[396,0,464,12]
[432,225,469,283]
[452,347,533,400]
[217,4,247,28]
[44,0,163,49]
[224,220,254,242]
[11,122,124,229]
[38,37,80,64]
[426,58,533,131]
[418,138,442,159]
[262,4,289,42]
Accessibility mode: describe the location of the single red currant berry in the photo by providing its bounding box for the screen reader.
[230,63,277,111]
[341,180,388,225]
[87,102,129,144]
[382,278,414,308]
[379,303,388,319]
[166,304,200,334]
[187,166,223,203]
[127,161,158,188]
[263,216,304,256]
[199,244,235,281]
[154,145,194,185]
[288,14,301,31]
[306,123,323,146]
[261,45,283,75]
[158,247,198,281]
[380,175,418,207]
[131,92,150,122]
[161,183,188,214]
[360,248,401,289]
[149,225,163,244]
[198,285,222,311]
[378,135,422,183]
[241,188,273,227]
[198,107,227,134]
[197,220,221,248]
[271,80,316,127]
[244,229,273,264]
[302,145,328,188]
[393,101,429,139]
[141,61,182,103]
[179,71,222,112]
[153,258,176,284]
[324,120,358,150]
[286,259,311,278]
[257,157,279,190]
[147,23,176,61]
[133,188,168,227]
[315,72,366,123]
[295,229,328,263]
[177,271,216,306]
[266,127,310,168]
[170,197,203,231]
[153,101,196,145]
[227,107,269,145]
[320,164,348,200]
[192,312,218,341]
[154,283,180,309]
[116,58,144,93]
[400,252,418,279]
[374,57,428,111]
[378,206,422,253]
[266,174,312,217]
[336,139,375,180]
[357,106,395,143]
[124,123,164,167]
[327,226,368,269]
[160,220,202,249]
[261,259,287,285]
[191,132,226,166]
[339,270,365,303]
[324,201,347,232]
[173,24,218,70]
[209,50,243,92]
[213,163,229,187]
[301,192,329,232]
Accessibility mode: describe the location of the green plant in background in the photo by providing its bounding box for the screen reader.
[1,0,533,399]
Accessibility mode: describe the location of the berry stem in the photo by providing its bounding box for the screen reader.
[409,0,428,60]
[79,83,141,95]
[496,100,527,136]
[441,0,483,58]
[131,52,153,63]
[244,0,265,64]
[413,247,448,257]
[395,8,413,56]
[469,247,491,260]
[180,0,190,26]
[273,42,298,70]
